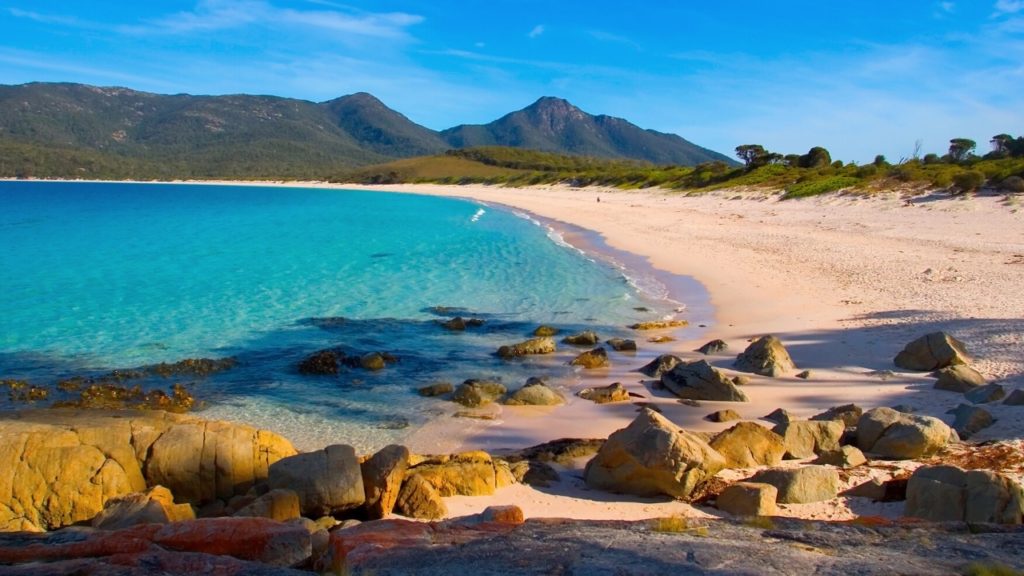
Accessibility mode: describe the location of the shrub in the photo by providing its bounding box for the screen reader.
[783,176,861,199]
[1000,175,1024,192]
[952,170,986,193]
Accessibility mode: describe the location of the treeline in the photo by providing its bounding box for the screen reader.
[337,135,1024,198]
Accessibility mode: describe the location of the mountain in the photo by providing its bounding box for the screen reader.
[440,96,733,166]
[0,82,734,180]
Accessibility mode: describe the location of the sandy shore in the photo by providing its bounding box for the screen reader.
[17,179,1024,521]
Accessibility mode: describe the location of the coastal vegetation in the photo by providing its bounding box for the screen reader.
[337,136,1024,198]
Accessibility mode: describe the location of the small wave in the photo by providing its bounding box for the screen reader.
[471,208,486,222]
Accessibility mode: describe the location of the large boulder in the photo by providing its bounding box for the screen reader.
[948,404,994,440]
[268,444,365,517]
[361,445,410,520]
[812,446,867,468]
[906,465,1024,524]
[570,347,610,369]
[452,380,507,407]
[606,338,637,352]
[709,422,785,468]
[717,482,778,516]
[504,381,564,406]
[771,420,844,460]
[91,486,195,530]
[748,466,840,504]
[934,365,986,392]
[394,474,447,520]
[0,409,296,532]
[733,335,796,377]
[584,409,726,500]
[661,360,748,402]
[893,332,970,371]
[966,384,1006,404]
[856,407,952,459]
[407,451,498,497]
[638,354,684,378]
[810,404,862,428]
[496,337,556,358]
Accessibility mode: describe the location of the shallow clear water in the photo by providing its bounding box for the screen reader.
[0,181,688,451]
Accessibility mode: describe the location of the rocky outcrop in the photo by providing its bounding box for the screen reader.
[661,360,748,402]
[562,331,600,346]
[905,465,1024,524]
[584,409,726,500]
[748,466,840,504]
[733,335,796,377]
[638,354,683,378]
[361,445,410,520]
[504,381,564,406]
[934,365,986,392]
[232,489,301,522]
[856,407,952,459]
[772,420,844,460]
[709,422,785,468]
[893,332,970,371]
[569,347,610,369]
[577,382,631,404]
[696,339,729,355]
[629,320,688,330]
[268,444,364,517]
[297,349,340,375]
[606,338,637,352]
[394,474,447,520]
[0,409,295,532]
[497,337,556,358]
[91,486,195,530]
[452,380,507,407]
[407,451,499,497]
[717,482,778,516]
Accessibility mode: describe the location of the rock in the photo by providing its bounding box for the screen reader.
[153,517,312,566]
[361,445,410,520]
[1005,389,1024,405]
[856,407,952,459]
[509,460,560,487]
[810,404,863,428]
[570,347,610,369]
[606,338,637,352]
[844,478,908,502]
[297,349,340,375]
[695,339,728,355]
[638,354,683,378]
[268,444,364,517]
[504,381,564,406]
[934,364,987,392]
[661,360,748,402]
[705,409,742,423]
[409,451,498,497]
[496,337,556,358]
[584,409,726,500]
[417,382,453,397]
[394,474,447,520]
[906,465,1024,524]
[893,331,970,371]
[358,352,386,371]
[577,382,631,404]
[629,320,689,330]
[533,325,559,337]
[709,422,785,468]
[748,466,840,504]
[563,331,600,346]
[452,379,507,407]
[949,404,995,439]
[648,335,675,343]
[812,446,867,468]
[504,438,605,467]
[233,489,301,522]
[763,408,794,424]
[0,409,296,532]
[795,370,811,379]
[772,420,844,460]
[734,335,796,377]
[965,383,1006,404]
[717,482,778,516]
[92,485,195,530]
[440,317,482,331]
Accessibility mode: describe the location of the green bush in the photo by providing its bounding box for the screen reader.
[783,176,861,199]
[952,170,986,192]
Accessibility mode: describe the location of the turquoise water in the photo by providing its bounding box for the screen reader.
[0,181,688,450]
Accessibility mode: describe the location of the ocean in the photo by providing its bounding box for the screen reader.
[0,181,698,451]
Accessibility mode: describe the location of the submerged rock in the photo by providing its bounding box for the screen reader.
[504,381,564,406]
[452,380,507,407]
[496,337,556,358]
[298,349,340,375]
[563,331,600,346]
[629,320,689,330]
[570,347,610,369]
[606,338,638,352]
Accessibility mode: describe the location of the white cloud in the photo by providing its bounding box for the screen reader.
[528,24,545,38]
[939,1,956,13]
[994,0,1024,15]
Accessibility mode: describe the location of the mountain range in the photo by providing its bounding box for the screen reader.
[0,82,734,179]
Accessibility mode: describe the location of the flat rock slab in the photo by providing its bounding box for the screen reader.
[324,517,1024,575]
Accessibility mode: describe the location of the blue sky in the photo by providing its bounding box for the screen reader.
[2,1,1023,163]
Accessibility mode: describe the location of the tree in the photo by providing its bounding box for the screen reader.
[735,144,767,167]
[948,138,976,162]
[797,146,832,168]
[873,154,888,167]
[991,133,1014,155]
[922,153,941,165]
